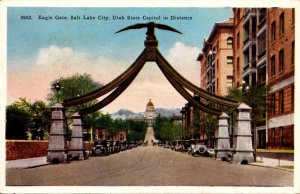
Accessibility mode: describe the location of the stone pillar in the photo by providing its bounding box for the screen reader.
[215,113,231,161]
[232,103,254,164]
[47,103,68,163]
[144,40,158,61]
[69,112,86,160]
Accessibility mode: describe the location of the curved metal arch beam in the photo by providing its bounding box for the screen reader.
[156,50,238,108]
[156,59,221,115]
[79,55,146,115]
[63,49,147,107]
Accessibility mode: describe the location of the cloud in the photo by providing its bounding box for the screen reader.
[167,42,200,85]
[7,42,201,113]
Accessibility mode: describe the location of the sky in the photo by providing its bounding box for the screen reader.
[7,7,232,114]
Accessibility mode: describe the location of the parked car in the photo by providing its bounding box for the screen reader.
[129,141,137,149]
[113,140,120,153]
[171,141,177,150]
[191,144,211,157]
[158,141,165,147]
[120,141,127,151]
[163,141,171,148]
[107,140,114,154]
[174,143,184,152]
[92,140,108,156]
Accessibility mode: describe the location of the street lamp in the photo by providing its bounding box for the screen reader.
[53,82,62,103]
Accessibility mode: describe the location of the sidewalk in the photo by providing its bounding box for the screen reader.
[249,157,294,171]
[6,156,50,169]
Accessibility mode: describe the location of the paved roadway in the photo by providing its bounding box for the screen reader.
[6,146,293,186]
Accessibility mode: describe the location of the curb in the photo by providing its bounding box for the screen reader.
[6,163,50,169]
[249,163,294,172]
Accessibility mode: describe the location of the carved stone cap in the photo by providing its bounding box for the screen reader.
[219,112,229,119]
[237,103,252,111]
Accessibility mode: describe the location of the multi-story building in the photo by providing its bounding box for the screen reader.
[199,18,234,96]
[233,8,245,88]
[195,18,234,146]
[242,8,258,87]
[267,8,295,149]
[233,8,294,149]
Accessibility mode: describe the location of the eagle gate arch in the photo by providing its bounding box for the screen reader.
[47,22,254,165]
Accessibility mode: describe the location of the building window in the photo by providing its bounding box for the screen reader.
[257,32,266,58]
[279,49,284,72]
[237,32,240,49]
[273,128,276,145]
[226,76,233,88]
[258,65,266,85]
[271,55,276,76]
[291,85,294,111]
[271,93,276,115]
[237,57,240,74]
[292,41,295,66]
[271,21,276,42]
[280,127,284,146]
[279,12,284,35]
[227,37,233,48]
[279,90,284,114]
[227,56,233,66]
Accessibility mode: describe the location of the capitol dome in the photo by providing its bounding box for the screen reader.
[144,99,156,126]
[146,100,154,107]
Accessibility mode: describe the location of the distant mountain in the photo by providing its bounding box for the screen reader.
[155,108,181,118]
[111,109,143,120]
[111,108,181,120]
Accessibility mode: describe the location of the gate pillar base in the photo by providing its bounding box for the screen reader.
[215,113,231,161]
[47,103,68,163]
[69,112,87,160]
[232,151,254,164]
[232,103,254,164]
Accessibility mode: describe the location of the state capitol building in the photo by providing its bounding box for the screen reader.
[128,99,157,127]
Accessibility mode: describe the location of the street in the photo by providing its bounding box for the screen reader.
[6,146,293,186]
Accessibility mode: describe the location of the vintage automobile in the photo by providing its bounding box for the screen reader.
[174,142,184,152]
[120,141,127,151]
[163,141,171,148]
[158,141,165,147]
[171,141,177,150]
[107,140,114,154]
[92,139,108,156]
[113,140,120,153]
[191,144,212,157]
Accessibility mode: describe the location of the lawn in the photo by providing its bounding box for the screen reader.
[257,149,294,153]
[276,165,294,170]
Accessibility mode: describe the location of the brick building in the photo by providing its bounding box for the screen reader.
[233,8,245,88]
[95,129,127,141]
[267,8,295,149]
[198,18,234,96]
[232,8,294,149]
[195,8,295,150]
[194,18,234,145]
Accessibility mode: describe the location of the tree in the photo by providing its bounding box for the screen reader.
[13,98,51,140]
[153,115,182,141]
[126,120,147,141]
[28,101,51,140]
[226,85,268,159]
[48,74,103,140]
[226,85,268,125]
[48,73,102,113]
[6,104,30,140]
